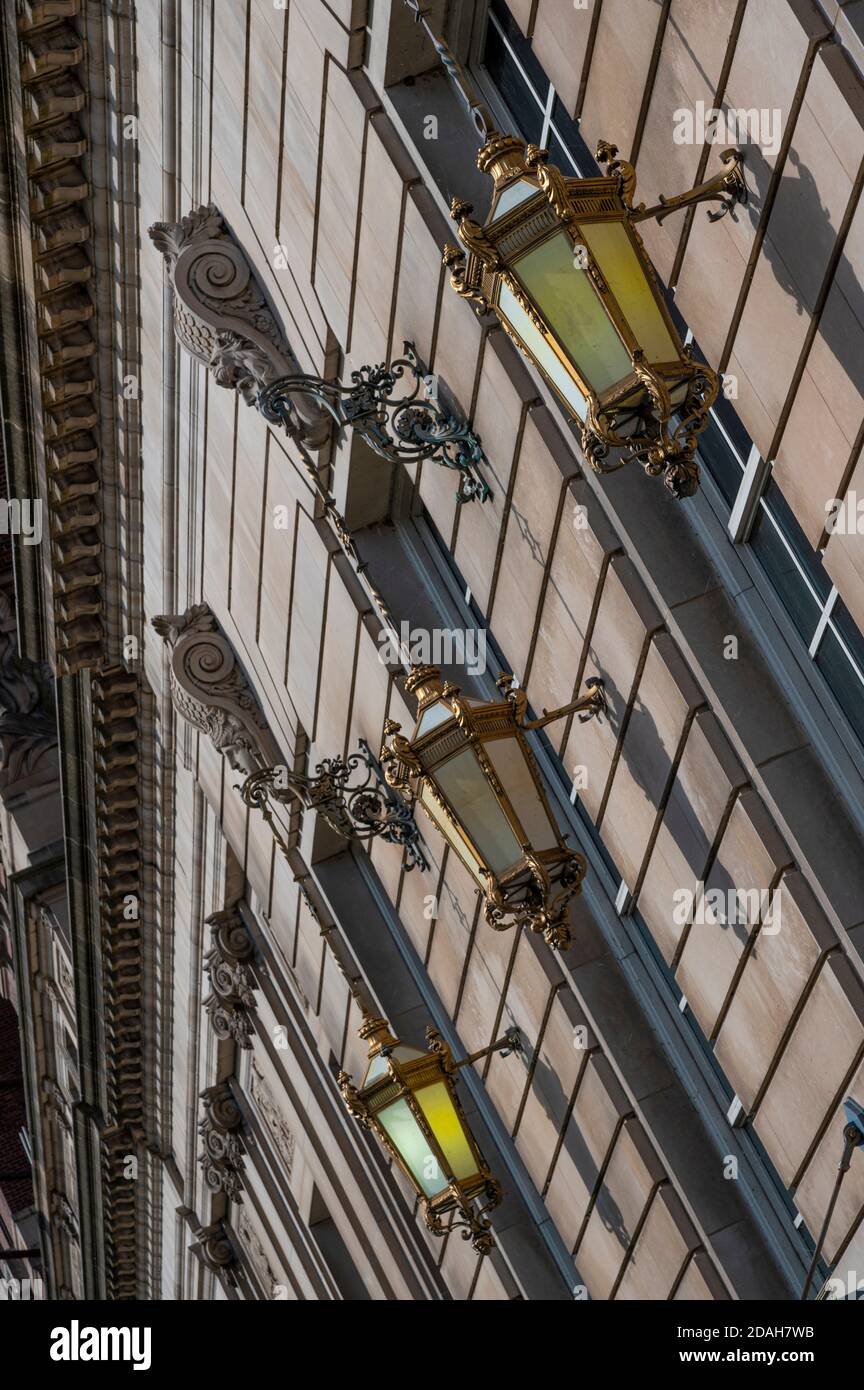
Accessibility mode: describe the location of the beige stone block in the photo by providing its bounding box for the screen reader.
[714,870,836,1111]
[794,1052,864,1264]
[439,1224,480,1299]
[285,511,329,736]
[294,895,324,1008]
[425,851,478,1014]
[755,956,864,1184]
[633,0,740,284]
[489,411,572,682]
[573,1118,664,1298]
[392,186,447,367]
[453,334,530,616]
[600,633,703,892]
[636,711,746,963]
[314,68,369,343]
[615,1185,699,1300]
[674,1250,730,1301]
[579,0,664,151]
[471,1253,517,1300]
[543,1053,631,1250]
[526,476,619,722]
[347,117,412,366]
[314,572,359,756]
[562,555,662,821]
[532,0,593,114]
[772,289,864,545]
[675,0,827,361]
[456,947,504,1061]
[419,287,484,544]
[675,790,793,1038]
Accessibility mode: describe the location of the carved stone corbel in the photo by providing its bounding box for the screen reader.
[190,1219,238,1287]
[199,1083,246,1203]
[151,603,283,775]
[203,906,258,1049]
[147,203,330,447]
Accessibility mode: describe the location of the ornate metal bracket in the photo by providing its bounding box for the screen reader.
[597,140,747,226]
[240,737,429,872]
[423,1025,523,1077]
[258,342,491,505]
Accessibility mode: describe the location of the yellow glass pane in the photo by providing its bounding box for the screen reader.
[415,1082,479,1182]
[420,780,485,886]
[434,748,522,876]
[513,230,631,393]
[378,1098,449,1198]
[581,221,678,364]
[486,735,558,851]
[498,281,587,420]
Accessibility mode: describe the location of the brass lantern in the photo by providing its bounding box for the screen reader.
[339,1013,518,1253]
[380,665,606,950]
[445,136,746,499]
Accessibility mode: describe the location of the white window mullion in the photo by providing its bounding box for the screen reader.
[809,586,839,658]
[728,445,770,543]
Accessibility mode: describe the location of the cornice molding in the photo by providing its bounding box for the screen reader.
[147,202,330,448]
[151,603,283,775]
[14,0,105,674]
[91,662,145,1300]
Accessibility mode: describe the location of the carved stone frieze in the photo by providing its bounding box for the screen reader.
[250,1056,295,1177]
[148,203,330,447]
[203,906,258,1049]
[151,604,283,776]
[237,1209,282,1297]
[199,1082,245,1203]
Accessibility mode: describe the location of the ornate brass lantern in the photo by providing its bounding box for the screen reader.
[339,1013,520,1253]
[380,665,606,950]
[445,137,746,499]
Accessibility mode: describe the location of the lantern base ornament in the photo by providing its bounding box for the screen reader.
[240,738,428,872]
[257,341,490,505]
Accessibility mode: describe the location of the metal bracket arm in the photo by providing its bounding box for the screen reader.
[629,148,747,226]
[521,677,607,730]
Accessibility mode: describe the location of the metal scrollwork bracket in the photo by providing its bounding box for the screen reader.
[240,738,429,873]
[257,341,491,506]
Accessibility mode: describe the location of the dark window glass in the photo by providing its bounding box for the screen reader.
[489,0,551,104]
[818,626,864,743]
[550,95,593,168]
[697,412,745,508]
[712,390,754,465]
[832,595,864,672]
[546,124,580,174]
[761,480,833,603]
[749,504,823,643]
[483,19,545,143]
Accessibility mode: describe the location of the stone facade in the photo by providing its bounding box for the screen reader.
[0,0,863,1302]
